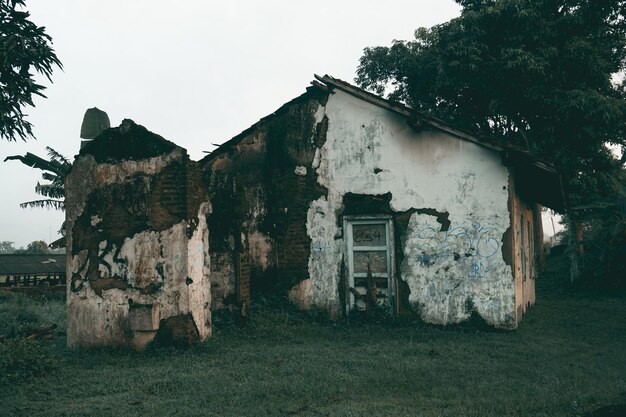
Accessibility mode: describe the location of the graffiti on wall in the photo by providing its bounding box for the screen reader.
[415,220,501,278]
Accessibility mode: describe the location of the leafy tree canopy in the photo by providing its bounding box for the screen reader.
[13,240,50,255]
[356,0,626,206]
[0,240,50,254]
[14,240,48,254]
[0,240,15,254]
[0,0,62,141]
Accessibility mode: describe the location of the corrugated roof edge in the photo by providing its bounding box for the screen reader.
[0,254,67,275]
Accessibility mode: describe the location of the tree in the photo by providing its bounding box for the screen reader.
[356,0,626,284]
[0,0,62,141]
[4,109,109,210]
[4,146,69,210]
[0,240,15,254]
[14,240,48,254]
[356,0,626,205]
[23,240,48,253]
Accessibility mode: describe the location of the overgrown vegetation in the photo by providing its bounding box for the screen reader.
[4,146,70,211]
[567,190,626,288]
[357,0,626,286]
[0,291,64,383]
[0,0,62,141]
[0,255,625,417]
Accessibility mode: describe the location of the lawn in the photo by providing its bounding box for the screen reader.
[1,257,625,417]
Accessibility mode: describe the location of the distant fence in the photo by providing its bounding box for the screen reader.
[1,274,66,288]
[0,285,66,295]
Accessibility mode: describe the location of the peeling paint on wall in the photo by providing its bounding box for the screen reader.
[66,79,549,342]
[65,120,211,348]
[305,89,516,327]
[402,213,514,327]
[305,193,343,314]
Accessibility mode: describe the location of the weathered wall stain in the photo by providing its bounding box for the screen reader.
[306,88,518,328]
[66,78,548,346]
[65,120,211,349]
[201,88,329,313]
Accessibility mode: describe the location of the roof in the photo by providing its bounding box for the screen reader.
[204,74,565,212]
[0,254,66,275]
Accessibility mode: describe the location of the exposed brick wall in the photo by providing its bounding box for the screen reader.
[185,160,204,223]
[150,160,188,231]
[70,152,204,296]
[202,88,329,308]
[66,120,212,348]
[262,163,326,292]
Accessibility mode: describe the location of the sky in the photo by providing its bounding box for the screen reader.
[0,0,562,248]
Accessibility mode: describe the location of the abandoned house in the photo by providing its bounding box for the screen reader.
[65,75,564,348]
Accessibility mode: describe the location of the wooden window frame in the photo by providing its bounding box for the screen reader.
[343,215,395,313]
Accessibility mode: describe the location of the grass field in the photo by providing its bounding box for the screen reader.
[1,256,625,417]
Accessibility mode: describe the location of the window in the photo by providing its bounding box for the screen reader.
[344,216,394,312]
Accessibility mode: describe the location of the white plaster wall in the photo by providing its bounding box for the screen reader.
[307,89,515,327]
[306,193,344,315]
[187,202,212,340]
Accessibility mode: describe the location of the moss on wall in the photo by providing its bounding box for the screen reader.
[203,91,329,299]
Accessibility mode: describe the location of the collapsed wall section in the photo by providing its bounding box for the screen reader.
[65,120,211,348]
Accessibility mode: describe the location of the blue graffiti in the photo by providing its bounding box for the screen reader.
[416,253,436,266]
[468,261,487,278]
[415,220,500,278]
[311,242,332,252]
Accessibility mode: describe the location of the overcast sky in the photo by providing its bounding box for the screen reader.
[0,1,560,248]
[0,0,467,248]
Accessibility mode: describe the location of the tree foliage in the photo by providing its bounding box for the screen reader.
[0,0,62,141]
[4,146,69,210]
[14,239,48,254]
[356,0,626,206]
[0,240,15,254]
[0,240,50,254]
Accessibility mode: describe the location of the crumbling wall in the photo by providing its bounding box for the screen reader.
[65,120,211,348]
[308,89,517,328]
[201,89,328,312]
[200,86,526,328]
